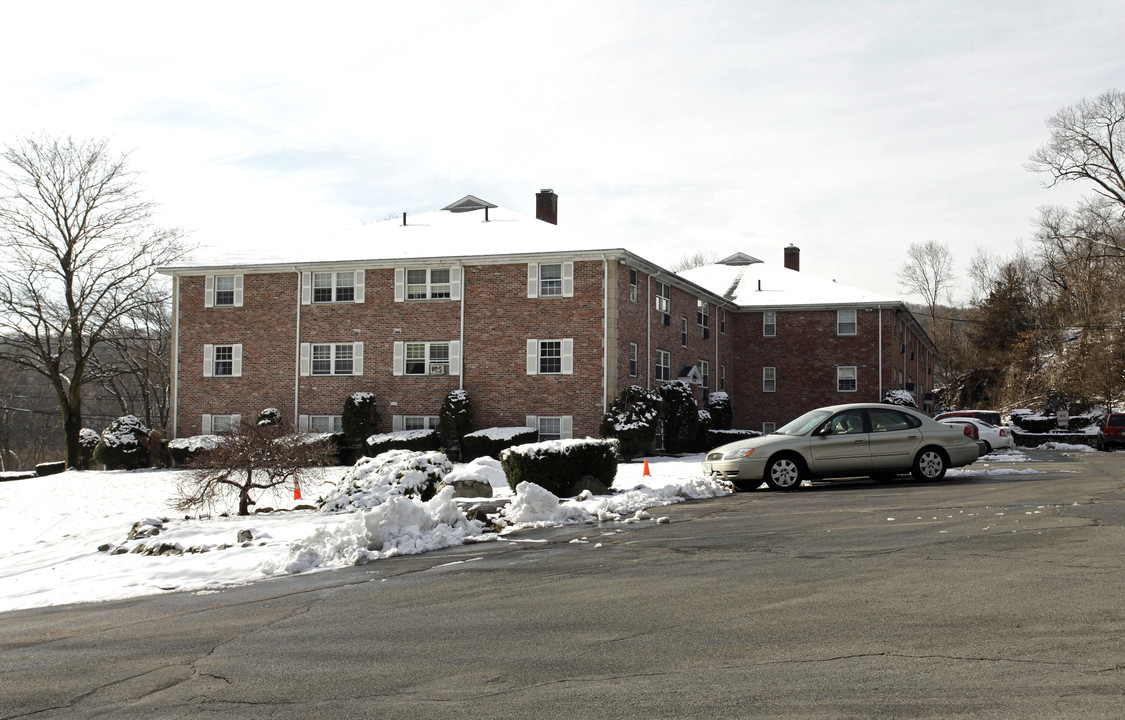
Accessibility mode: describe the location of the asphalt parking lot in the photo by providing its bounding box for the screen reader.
[2,447,1124,719]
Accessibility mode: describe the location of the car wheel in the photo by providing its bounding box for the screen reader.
[911,447,947,481]
[982,441,993,455]
[765,455,803,491]
[1097,437,1105,451]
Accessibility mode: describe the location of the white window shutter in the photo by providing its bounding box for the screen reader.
[298,414,309,432]
[204,276,215,308]
[526,415,538,432]
[393,341,404,376]
[299,342,311,376]
[233,274,244,307]
[449,340,461,376]
[526,339,538,375]
[560,416,573,439]
[301,272,311,305]
[392,415,403,432]
[394,268,405,302]
[230,414,241,432]
[203,344,213,377]
[231,344,243,377]
[561,338,573,374]
[450,266,462,300]
[562,262,574,297]
[353,342,364,376]
[354,270,365,303]
[201,414,212,435]
[527,264,539,298]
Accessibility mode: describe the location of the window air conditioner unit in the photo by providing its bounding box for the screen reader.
[429,364,447,376]
[662,313,671,326]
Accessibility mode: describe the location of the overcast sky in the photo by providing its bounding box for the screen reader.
[2,0,1121,303]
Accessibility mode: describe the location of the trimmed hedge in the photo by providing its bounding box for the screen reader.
[659,381,699,454]
[500,438,618,496]
[706,428,762,447]
[462,426,538,461]
[168,435,221,466]
[366,428,441,455]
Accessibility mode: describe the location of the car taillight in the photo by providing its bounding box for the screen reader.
[962,425,976,439]
[999,429,1006,437]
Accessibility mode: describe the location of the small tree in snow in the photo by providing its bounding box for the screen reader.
[439,390,473,459]
[659,381,699,454]
[599,385,661,460]
[706,392,733,430]
[342,392,379,450]
[173,420,335,516]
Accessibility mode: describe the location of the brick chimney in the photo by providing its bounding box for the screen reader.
[784,244,800,271]
[536,189,558,225]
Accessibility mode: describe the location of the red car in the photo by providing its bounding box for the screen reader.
[1096,414,1125,451]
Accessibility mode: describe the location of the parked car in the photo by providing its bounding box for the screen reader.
[703,403,980,491]
[935,409,1003,426]
[939,417,1012,455]
[1096,413,1125,451]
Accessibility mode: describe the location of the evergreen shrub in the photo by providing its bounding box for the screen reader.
[599,385,661,460]
[706,392,733,430]
[461,426,537,461]
[93,415,152,470]
[500,438,618,496]
[658,381,699,454]
[342,392,379,450]
[78,428,100,469]
[439,390,473,458]
[366,428,441,455]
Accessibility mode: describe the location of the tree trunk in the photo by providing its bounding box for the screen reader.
[64,403,82,469]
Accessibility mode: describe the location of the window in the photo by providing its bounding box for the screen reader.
[700,360,709,389]
[526,338,573,375]
[313,271,355,303]
[838,365,857,392]
[763,311,776,337]
[393,341,460,376]
[656,350,670,381]
[869,408,921,433]
[837,309,857,335]
[763,366,776,393]
[697,300,710,330]
[629,269,638,302]
[526,415,573,441]
[654,281,671,317]
[300,342,363,376]
[763,422,776,434]
[720,364,726,391]
[681,318,688,347]
[203,344,242,378]
[399,416,440,431]
[527,262,573,298]
[629,342,638,377]
[205,274,243,307]
[406,268,451,299]
[720,308,726,334]
[203,414,240,435]
[308,415,343,433]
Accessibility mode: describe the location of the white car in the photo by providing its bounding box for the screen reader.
[939,417,1012,455]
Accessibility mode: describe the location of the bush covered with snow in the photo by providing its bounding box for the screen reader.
[78,428,100,469]
[342,392,379,450]
[366,428,441,455]
[257,407,282,426]
[706,428,762,447]
[167,434,222,465]
[659,381,699,454]
[882,389,917,407]
[500,438,618,496]
[707,392,732,430]
[439,389,473,458]
[599,385,660,459]
[93,415,153,470]
[320,450,453,511]
[461,426,537,460]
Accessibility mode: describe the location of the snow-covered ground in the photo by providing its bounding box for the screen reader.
[0,447,1048,613]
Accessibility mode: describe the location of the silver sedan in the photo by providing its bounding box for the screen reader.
[703,403,980,491]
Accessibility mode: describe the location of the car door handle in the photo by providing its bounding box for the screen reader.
[855,439,866,444]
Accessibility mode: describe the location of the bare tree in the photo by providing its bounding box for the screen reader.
[0,136,187,467]
[898,240,955,325]
[173,421,336,516]
[671,250,718,273]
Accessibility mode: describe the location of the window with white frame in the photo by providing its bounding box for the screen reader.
[763,366,776,393]
[654,281,671,316]
[656,349,670,381]
[406,268,451,299]
[527,262,573,298]
[308,415,343,433]
[400,416,440,431]
[837,309,857,335]
[697,300,710,335]
[700,360,709,389]
[526,338,573,375]
[629,342,638,377]
[203,344,242,378]
[838,365,858,392]
[629,269,638,302]
[205,274,243,308]
[681,317,688,347]
[526,415,573,441]
[763,421,776,434]
[393,341,460,376]
[720,308,726,334]
[313,271,356,303]
[202,413,240,435]
[300,342,363,376]
[763,311,776,337]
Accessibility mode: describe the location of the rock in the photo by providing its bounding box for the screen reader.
[439,477,494,499]
[111,546,129,555]
[98,543,113,552]
[569,475,610,497]
[237,529,253,543]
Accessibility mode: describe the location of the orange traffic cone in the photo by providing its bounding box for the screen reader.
[643,459,651,477]
[294,478,302,501]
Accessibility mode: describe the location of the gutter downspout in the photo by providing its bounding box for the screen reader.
[294,269,302,426]
[646,275,652,389]
[877,305,883,400]
[459,262,465,391]
[603,255,609,413]
[170,275,180,438]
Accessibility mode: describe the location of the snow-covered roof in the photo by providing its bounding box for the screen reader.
[173,204,617,270]
[679,259,899,309]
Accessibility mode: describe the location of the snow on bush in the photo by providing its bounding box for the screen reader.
[169,435,222,453]
[442,456,509,492]
[882,389,917,407]
[501,437,618,495]
[94,415,153,470]
[320,450,452,511]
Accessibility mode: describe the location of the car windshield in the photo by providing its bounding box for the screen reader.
[775,409,833,436]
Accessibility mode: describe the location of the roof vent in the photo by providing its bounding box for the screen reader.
[442,195,497,213]
[718,252,764,266]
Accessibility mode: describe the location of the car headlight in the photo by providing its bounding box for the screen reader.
[723,448,756,459]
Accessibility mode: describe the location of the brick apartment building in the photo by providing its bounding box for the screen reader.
[161,191,935,443]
